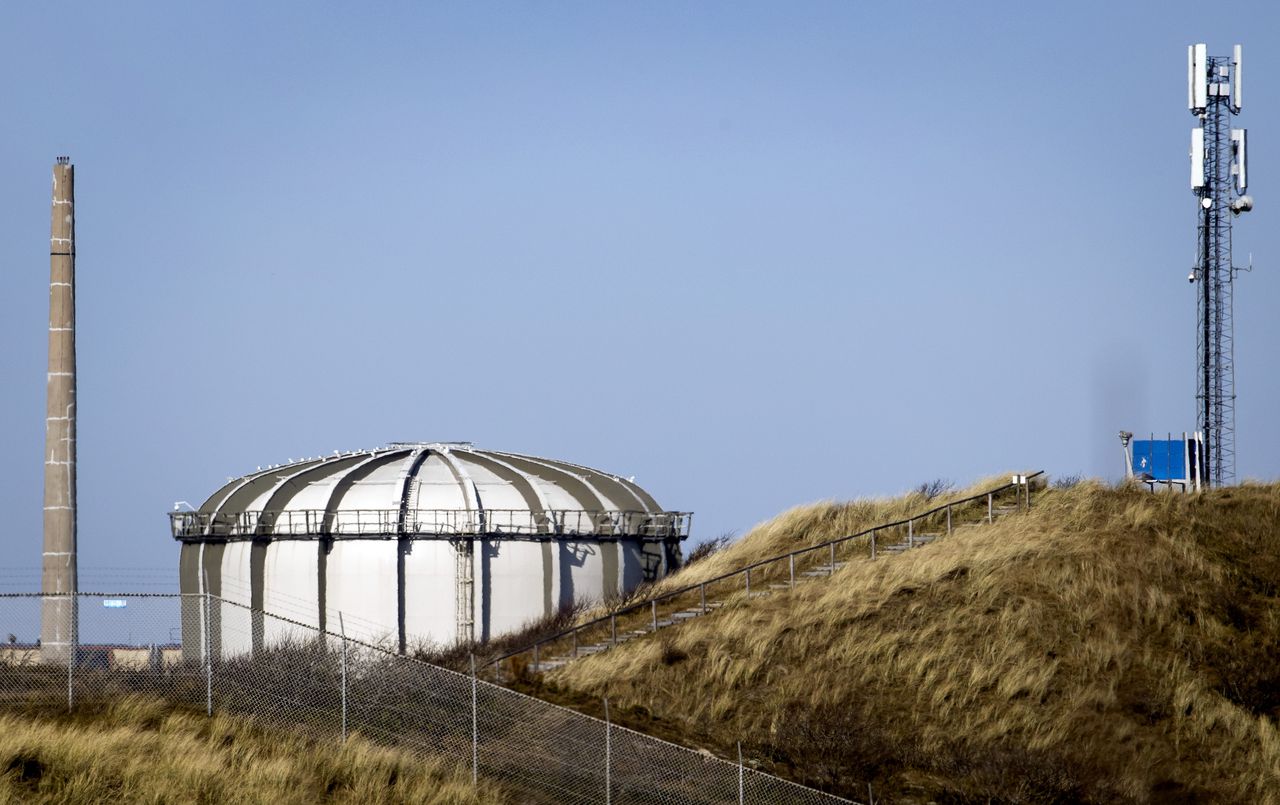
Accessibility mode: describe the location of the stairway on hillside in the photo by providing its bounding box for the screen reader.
[529,499,1028,673]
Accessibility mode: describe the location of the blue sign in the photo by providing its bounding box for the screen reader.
[1132,439,1185,481]
[102,599,127,609]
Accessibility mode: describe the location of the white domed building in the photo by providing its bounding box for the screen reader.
[172,443,689,658]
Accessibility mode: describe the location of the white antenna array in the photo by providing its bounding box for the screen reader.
[1189,43,1248,195]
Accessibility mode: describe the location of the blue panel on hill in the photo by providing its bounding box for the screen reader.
[1133,440,1185,481]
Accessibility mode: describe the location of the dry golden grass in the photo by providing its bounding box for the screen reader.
[545,480,1280,803]
[0,697,506,804]
[494,475,1025,675]
[646,474,1016,593]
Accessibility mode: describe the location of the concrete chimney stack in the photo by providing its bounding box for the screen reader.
[42,156,78,662]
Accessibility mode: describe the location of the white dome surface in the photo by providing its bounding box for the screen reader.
[174,443,690,652]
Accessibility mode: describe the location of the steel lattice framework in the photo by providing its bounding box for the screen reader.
[1196,57,1235,485]
[1189,45,1251,487]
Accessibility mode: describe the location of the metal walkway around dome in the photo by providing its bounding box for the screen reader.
[172,443,689,542]
[170,507,691,540]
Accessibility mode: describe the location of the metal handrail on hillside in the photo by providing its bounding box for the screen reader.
[485,471,1044,671]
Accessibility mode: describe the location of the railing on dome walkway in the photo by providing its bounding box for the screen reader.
[169,508,693,541]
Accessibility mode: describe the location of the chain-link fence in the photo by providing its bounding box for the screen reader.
[0,592,851,804]
[0,593,201,714]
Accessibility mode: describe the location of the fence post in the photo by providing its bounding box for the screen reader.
[650,600,658,631]
[947,504,952,535]
[470,653,478,786]
[610,613,617,647]
[737,741,745,805]
[604,697,612,805]
[203,571,212,717]
[572,628,578,658]
[66,595,74,713]
[745,569,751,596]
[340,613,348,743]
[533,642,540,673]
[908,519,914,549]
[789,554,795,589]
[870,532,877,560]
[829,542,836,571]
[700,583,707,615]
[987,493,993,524]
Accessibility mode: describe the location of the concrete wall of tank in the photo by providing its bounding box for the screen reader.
[179,537,675,658]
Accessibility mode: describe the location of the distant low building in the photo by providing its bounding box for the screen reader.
[0,643,181,669]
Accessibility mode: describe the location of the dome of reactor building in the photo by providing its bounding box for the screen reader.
[171,443,691,658]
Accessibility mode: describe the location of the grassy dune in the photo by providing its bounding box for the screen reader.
[543,481,1280,803]
[0,697,505,804]
[446,479,1015,676]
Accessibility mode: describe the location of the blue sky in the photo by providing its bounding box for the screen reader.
[2,2,1278,590]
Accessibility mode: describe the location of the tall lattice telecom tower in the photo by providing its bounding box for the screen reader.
[1188,44,1252,487]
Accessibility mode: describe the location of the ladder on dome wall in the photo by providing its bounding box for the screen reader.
[454,540,474,644]
[397,453,475,645]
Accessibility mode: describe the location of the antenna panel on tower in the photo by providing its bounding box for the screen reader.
[1231,128,1247,192]
[1233,44,1243,110]
[1192,43,1208,111]
[1191,127,1205,188]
